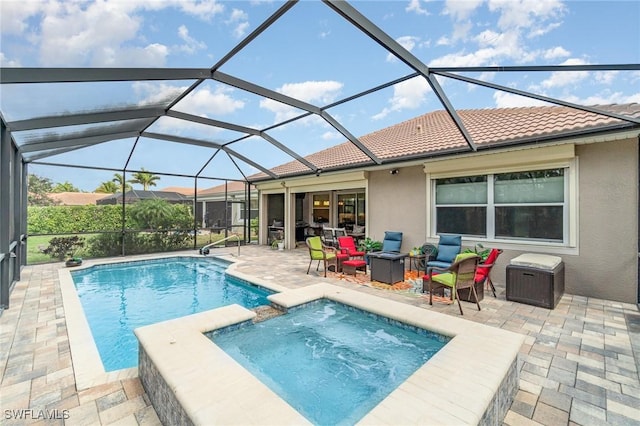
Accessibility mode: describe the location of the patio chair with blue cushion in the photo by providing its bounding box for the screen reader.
[426,234,462,270]
[381,231,403,253]
[426,252,481,315]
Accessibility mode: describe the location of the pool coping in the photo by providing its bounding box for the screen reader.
[135,283,525,425]
[59,252,288,391]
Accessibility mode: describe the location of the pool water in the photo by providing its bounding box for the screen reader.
[211,300,449,426]
[71,257,272,371]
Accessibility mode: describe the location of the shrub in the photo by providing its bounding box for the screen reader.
[28,205,128,234]
[43,236,85,261]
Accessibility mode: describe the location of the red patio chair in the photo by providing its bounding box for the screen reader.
[337,236,365,259]
[475,248,503,297]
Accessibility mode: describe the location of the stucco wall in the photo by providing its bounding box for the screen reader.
[571,138,637,301]
[488,138,638,303]
[367,166,427,253]
[366,139,638,303]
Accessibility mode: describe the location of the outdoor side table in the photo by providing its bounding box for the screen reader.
[368,252,407,284]
[408,253,426,273]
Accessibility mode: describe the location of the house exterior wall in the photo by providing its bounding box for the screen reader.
[367,165,427,253]
[427,138,636,304]
[572,138,637,301]
[365,138,638,303]
[258,138,638,303]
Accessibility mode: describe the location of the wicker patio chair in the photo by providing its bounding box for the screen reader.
[426,252,481,315]
[306,236,338,277]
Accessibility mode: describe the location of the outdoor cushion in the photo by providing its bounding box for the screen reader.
[337,236,365,257]
[427,260,452,270]
[308,236,335,260]
[435,235,462,263]
[475,248,500,282]
[510,253,562,270]
[433,252,478,287]
[382,231,403,252]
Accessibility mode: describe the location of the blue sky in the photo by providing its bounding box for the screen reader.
[1,0,639,192]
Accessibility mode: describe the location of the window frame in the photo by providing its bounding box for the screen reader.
[428,159,577,248]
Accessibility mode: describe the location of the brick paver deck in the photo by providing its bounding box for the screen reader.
[1,246,639,425]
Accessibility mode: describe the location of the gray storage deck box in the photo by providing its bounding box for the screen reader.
[506,254,565,309]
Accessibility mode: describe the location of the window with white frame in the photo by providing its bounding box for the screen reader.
[434,168,566,243]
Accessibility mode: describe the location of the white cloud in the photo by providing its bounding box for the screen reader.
[233,21,250,39]
[493,91,550,108]
[279,81,343,104]
[92,43,169,67]
[1,0,224,66]
[227,8,250,38]
[539,58,589,89]
[33,1,182,66]
[178,0,224,20]
[441,0,483,44]
[228,8,248,22]
[527,21,562,38]
[0,1,53,35]
[562,91,640,106]
[134,82,186,106]
[444,0,484,20]
[406,0,430,16]
[0,52,21,67]
[466,71,496,92]
[432,0,567,66]
[177,25,206,54]
[436,36,451,46]
[373,76,431,120]
[260,81,343,123]
[594,71,618,85]
[176,86,245,116]
[488,0,566,31]
[135,82,244,117]
[386,35,420,62]
[322,131,342,141]
[543,46,570,60]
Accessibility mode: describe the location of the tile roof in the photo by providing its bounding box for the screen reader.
[96,190,189,205]
[48,192,108,205]
[251,103,640,180]
[160,186,196,195]
[197,180,254,196]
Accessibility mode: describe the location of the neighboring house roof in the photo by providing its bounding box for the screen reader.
[96,190,190,205]
[197,181,255,197]
[160,186,196,196]
[250,103,640,181]
[48,192,108,205]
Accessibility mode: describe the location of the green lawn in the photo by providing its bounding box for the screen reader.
[26,235,58,264]
[27,232,252,264]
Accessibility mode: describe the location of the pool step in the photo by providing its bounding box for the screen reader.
[252,305,285,323]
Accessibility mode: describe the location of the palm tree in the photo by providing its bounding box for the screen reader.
[95,181,119,193]
[129,168,160,191]
[112,173,132,193]
[52,181,80,192]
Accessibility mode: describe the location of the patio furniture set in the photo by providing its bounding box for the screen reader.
[306,230,565,315]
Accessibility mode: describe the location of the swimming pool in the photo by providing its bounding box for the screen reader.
[210,300,448,425]
[71,257,273,371]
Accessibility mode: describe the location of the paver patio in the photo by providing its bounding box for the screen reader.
[1,246,639,425]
